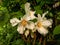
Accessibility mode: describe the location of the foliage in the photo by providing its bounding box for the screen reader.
[0,0,60,45]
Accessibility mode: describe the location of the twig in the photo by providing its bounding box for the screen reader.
[32,33,36,45]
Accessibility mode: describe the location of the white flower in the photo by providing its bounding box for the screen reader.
[25,30,29,37]
[10,13,36,34]
[35,11,53,36]
[10,2,36,35]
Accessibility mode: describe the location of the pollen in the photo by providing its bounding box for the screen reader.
[37,22,42,28]
[21,19,27,26]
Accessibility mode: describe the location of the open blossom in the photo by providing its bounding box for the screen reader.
[10,2,36,37]
[35,11,53,36]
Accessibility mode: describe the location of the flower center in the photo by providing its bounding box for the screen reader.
[37,22,42,28]
[21,19,27,26]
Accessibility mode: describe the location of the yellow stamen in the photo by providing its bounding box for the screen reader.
[37,22,42,28]
[21,19,27,26]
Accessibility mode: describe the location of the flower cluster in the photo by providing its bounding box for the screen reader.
[10,2,53,38]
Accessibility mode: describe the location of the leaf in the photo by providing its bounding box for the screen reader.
[12,39,24,45]
[49,12,53,17]
[21,4,25,9]
[53,25,60,35]
[39,1,45,8]
[0,6,10,26]
[36,0,41,3]
[34,6,43,14]
[10,11,23,18]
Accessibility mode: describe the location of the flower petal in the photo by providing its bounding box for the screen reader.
[23,11,36,21]
[42,19,52,27]
[10,18,20,26]
[25,2,31,14]
[42,11,48,18]
[25,30,29,37]
[29,11,36,20]
[31,33,34,38]
[17,24,25,34]
[26,22,35,30]
[37,14,43,21]
[22,15,31,21]
[37,27,48,36]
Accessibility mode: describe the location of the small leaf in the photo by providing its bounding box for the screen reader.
[34,6,43,14]
[53,25,60,35]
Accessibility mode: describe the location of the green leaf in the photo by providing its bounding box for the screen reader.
[10,11,23,18]
[0,6,10,26]
[12,39,24,45]
[21,4,25,9]
[36,0,41,3]
[53,25,60,35]
[49,12,53,17]
[34,6,43,14]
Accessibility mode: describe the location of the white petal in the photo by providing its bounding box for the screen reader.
[26,22,35,30]
[42,19,52,27]
[25,30,29,37]
[29,11,36,20]
[42,11,48,18]
[17,24,25,34]
[37,14,43,21]
[38,14,42,19]
[22,15,31,21]
[32,29,36,32]
[25,2,31,14]
[24,11,36,21]
[37,27,48,35]
[23,11,36,20]
[31,33,34,38]
[10,18,20,26]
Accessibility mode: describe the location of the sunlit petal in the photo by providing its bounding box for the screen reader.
[37,27,48,35]
[25,30,29,37]
[42,19,52,27]
[42,11,48,18]
[17,24,25,34]
[31,33,34,38]
[10,18,20,26]
[29,11,36,20]
[25,2,30,14]
[22,15,31,21]
[26,22,35,30]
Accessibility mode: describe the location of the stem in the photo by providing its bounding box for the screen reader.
[39,36,42,44]
[32,33,36,45]
[43,38,46,45]
[22,35,27,42]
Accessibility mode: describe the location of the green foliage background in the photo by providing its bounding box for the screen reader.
[0,0,60,45]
